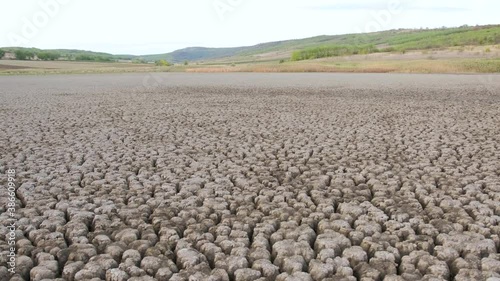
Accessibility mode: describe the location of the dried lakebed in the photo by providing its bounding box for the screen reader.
[0,73,499,281]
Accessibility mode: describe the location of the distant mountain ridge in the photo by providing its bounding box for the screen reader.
[140,24,500,62]
[2,24,499,63]
[141,46,248,62]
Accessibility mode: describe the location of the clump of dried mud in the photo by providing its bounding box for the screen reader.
[0,74,499,281]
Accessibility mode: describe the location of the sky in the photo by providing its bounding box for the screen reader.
[1,0,499,55]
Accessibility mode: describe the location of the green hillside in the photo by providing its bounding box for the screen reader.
[140,47,248,62]
[138,25,500,63]
[290,25,500,61]
[0,47,135,62]
[2,25,499,63]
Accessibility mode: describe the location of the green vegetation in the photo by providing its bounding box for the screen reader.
[291,45,378,61]
[0,47,125,62]
[2,25,498,64]
[383,26,500,51]
[1,24,499,74]
[155,59,171,66]
[37,51,60,61]
[0,57,498,75]
[461,58,500,72]
[132,58,147,64]
[141,47,243,63]
[15,50,35,60]
[74,54,114,62]
[0,49,5,59]
[290,25,500,61]
[137,25,500,63]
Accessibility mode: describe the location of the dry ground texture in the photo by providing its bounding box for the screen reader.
[1,73,500,281]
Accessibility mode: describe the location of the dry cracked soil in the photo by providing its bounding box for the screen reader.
[0,73,500,281]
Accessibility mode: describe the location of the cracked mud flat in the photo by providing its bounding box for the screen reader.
[1,73,499,281]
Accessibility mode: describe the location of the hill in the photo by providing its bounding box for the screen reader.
[0,47,135,62]
[140,24,500,63]
[1,25,499,64]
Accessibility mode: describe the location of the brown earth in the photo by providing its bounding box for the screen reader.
[0,73,499,281]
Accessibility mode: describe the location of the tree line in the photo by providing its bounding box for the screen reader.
[0,49,117,62]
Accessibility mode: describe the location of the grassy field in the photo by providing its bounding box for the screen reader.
[1,45,498,75]
[2,25,499,75]
[185,59,500,74]
[0,60,183,75]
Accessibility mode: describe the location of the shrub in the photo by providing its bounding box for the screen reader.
[290,45,378,61]
[75,54,113,62]
[75,54,94,61]
[15,50,34,60]
[132,58,147,64]
[0,49,5,59]
[96,56,113,62]
[184,61,189,66]
[381,47,396,53]
[155,59,171,66]
[37,52,60,61]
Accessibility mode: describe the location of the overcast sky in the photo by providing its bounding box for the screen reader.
[1,0,498,55]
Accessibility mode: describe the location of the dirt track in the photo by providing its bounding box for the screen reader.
[1,73,499,281]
